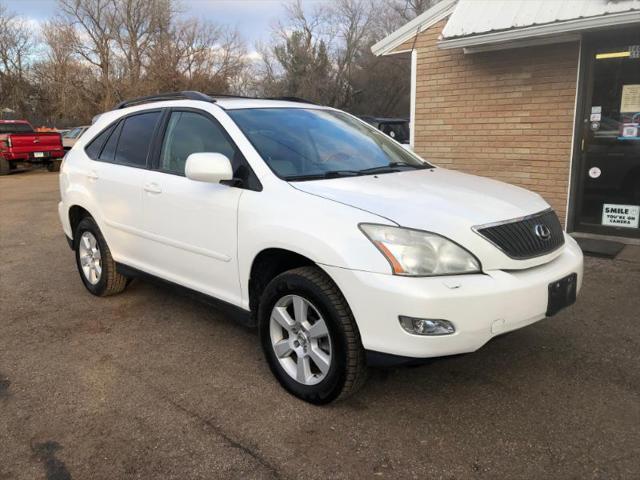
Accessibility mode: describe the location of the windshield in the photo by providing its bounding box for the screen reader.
[64,127,82,138]
[228,108,430,180]
[0,123,34,134]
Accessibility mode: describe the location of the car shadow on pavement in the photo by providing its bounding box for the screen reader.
[31,441,72,480]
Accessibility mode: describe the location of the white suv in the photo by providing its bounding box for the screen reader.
[58,92,583,404]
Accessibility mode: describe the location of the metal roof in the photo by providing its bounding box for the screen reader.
[371,0,457,56]
[373,0,640,55]
[442,0,640,39]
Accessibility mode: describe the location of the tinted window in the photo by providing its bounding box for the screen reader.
[114,111,161,167]
[160,111,239,175]
[85,124,116,160]
[99,122,123,162]
[228,108,428,180]
[0,123,34,134]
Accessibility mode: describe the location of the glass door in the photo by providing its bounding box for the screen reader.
[574,30,640,238]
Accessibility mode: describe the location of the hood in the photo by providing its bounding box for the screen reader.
[291,168,558,270]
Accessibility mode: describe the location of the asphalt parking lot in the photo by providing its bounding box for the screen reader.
[1,171,639,479]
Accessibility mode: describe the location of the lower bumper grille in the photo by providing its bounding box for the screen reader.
[474,209,565,259]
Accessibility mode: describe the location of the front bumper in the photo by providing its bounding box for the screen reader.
[322,235,583,359]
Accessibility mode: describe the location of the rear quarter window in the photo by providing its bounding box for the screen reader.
[85,124,116,160]
[100,122,123,163]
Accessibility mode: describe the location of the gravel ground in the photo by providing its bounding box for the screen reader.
[1,171,639,480]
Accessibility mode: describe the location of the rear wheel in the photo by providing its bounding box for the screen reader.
[0,157,9,175]
[259,266,367,404]
[47,160,61,172]
[74,217,129,296]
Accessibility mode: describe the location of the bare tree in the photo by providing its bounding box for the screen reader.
[52,0,247,111]
[392,0,441,21]
[0,4,35,117]
[259,0,409,115]
[2,0,420,126]
[33,19,98,125]
[329,0,377,107]
[146,15,247,94]
[58,0,117,110]
[259,1,338,103]
[112,0,160,95]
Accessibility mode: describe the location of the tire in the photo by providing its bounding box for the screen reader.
[0,156,9,175]
[74,216,128,297]
[258,266,367,404]
[47,160,61,172]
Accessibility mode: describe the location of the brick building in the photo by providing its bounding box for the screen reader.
[373,0,640,241]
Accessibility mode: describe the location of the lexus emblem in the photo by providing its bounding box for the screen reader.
[534,224,552,240]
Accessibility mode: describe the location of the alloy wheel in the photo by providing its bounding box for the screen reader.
[269,294,332,385]
[78,231,102,285]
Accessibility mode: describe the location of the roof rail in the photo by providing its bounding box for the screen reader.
[208,94,316,105]
[206,92,255,100]
[267,96,316,105]
[115,91,214,109]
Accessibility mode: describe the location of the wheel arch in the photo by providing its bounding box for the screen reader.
[248,248,317,322]
[68,205,94,242]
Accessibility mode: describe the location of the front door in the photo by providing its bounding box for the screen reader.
[574,30,640,238]
[141,108,244,306]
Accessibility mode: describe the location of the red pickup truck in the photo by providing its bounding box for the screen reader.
[0,120,65,175]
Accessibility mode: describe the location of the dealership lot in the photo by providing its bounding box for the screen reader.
[1,171,639,479]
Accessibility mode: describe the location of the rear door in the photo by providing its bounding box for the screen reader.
[84,110,162,265]
[141,108,244,305]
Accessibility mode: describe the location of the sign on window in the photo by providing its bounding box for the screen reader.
[602,204,640,228]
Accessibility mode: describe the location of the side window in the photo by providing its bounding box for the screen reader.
[114,111,161,167]
[99,121,123,163]
[85,124,116,160]
[159,111,239,175]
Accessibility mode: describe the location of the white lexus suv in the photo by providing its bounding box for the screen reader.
[58,91,583,404]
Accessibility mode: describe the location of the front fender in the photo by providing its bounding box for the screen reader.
[237,185,395,309]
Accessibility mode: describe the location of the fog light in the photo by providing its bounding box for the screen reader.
[399,316,455,336]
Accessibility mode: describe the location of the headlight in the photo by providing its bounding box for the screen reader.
[359,224,481,276]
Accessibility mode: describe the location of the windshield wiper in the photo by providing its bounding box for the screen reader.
[358,162,430,174]
[285,170,362,181]
[285,163,433,181]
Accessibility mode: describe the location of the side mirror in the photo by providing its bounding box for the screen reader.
[185,152,233,184]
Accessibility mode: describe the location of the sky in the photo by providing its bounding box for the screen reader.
[2,0,324,47]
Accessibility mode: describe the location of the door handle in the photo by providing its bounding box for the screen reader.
[144,182,162,194]
[87,171,99,181]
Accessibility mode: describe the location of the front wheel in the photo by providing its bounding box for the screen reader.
[258,266,367,404]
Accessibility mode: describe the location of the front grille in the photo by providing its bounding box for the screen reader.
[474,209,565,260]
